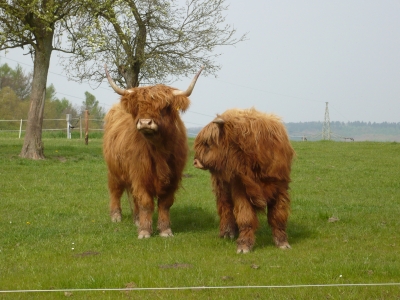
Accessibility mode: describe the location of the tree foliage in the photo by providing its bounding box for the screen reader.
[0,0,83,158]
[82,91,105,121]
[0,62,48,120]
[61,0,247,88]
[0,63,81,130]
[0,86,29,120]
[0,62,32,99]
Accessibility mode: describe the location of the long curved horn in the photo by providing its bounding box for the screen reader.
[104,64,128,96]
[173,66,204,97]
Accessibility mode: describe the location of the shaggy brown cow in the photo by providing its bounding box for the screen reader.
[193,108,295,253]
[103,65,203,238]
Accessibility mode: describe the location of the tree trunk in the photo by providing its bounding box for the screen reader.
[117,1,145,88]
[118,64,140,88]
[20,35,53,159]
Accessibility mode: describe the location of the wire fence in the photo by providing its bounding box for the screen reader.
[0,118,355,141]
[1,282,399,294]
[0,117,104,139]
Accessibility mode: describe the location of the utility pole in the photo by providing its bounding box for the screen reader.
[322,102,331,140]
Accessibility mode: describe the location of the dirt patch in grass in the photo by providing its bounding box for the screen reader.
[159,263,192,269]
[73,251,100,258]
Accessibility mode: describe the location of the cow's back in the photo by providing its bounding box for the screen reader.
[222,108,295,182]
[103,104,138,182]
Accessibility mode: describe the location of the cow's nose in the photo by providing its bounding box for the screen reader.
[137,118,158,132]
[139,119,153,126]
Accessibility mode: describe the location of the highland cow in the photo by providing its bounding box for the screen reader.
[103,65,203,238]
[193,108,295,253]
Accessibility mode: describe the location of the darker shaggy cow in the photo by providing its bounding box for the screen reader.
[193,108,295,253]
[103,65,203,238]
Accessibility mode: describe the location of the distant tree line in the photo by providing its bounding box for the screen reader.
[285,121,400,139]
[285,121,400,141]
[188,120,400,142]
[0,62,105,131]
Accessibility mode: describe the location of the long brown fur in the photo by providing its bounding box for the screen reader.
[103,84,190,238]
[193,108,295,253]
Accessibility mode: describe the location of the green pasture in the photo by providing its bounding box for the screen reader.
[0,137,399,299]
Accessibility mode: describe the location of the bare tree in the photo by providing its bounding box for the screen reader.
[61,0,247,88]
[0,0,81,159]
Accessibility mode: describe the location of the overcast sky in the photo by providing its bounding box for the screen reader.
[1,0,399,128]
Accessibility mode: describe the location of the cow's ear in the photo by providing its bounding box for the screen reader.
[120,95,137,116]
[173,95,190,112]
[213,117,225,126]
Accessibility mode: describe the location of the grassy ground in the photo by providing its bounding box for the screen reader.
[0,137,399,299]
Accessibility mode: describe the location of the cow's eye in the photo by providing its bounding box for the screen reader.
[161,107,170,117]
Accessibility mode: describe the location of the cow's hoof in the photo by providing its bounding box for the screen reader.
[111,213,121,222]
[138,231,151,239]
[236,245,251,254]
[159,229,174,237]
[220,232,235,239]
[278,243,291,249]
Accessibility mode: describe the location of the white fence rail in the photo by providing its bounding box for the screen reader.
[1,118,353,141]
[0,116,104,139]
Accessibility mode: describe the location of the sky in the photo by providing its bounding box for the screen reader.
[1,0,399,128]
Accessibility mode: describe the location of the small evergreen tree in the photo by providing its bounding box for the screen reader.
[81,91,105,129]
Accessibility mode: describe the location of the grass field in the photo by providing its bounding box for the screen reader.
[0,137,399,299]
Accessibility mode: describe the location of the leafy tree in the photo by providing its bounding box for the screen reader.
[0,63,32,129]
[45,84,58,103]
[81,91,105,129]
[43,84,79,130]
[0,63,15,90]
[0,86,26,118]
[0,0,82,159]
[61,0,247,88]
[0,66,78,130]
[0,62,32,100]
[54,97,78,117]
[0,86,30,130]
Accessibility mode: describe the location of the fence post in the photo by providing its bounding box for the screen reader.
[79,116,82,139]
[66,114,72,139]
[19,119,23,138]
[85,110,89,145]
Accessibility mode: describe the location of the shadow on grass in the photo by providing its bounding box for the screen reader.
[253,218,314,250]
[116,202,313,246]
[286,221,314,245]
[171,204,218,234]
[117,204,218,234]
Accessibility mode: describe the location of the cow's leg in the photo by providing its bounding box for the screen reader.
[157,193,174,237]
[108,173,123,222]
[232,183,259,253]
[267,187,291,249]
[217,196,237,239]
[137,192,154,239]
[128,192,140,227]
[213,176,237,239]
